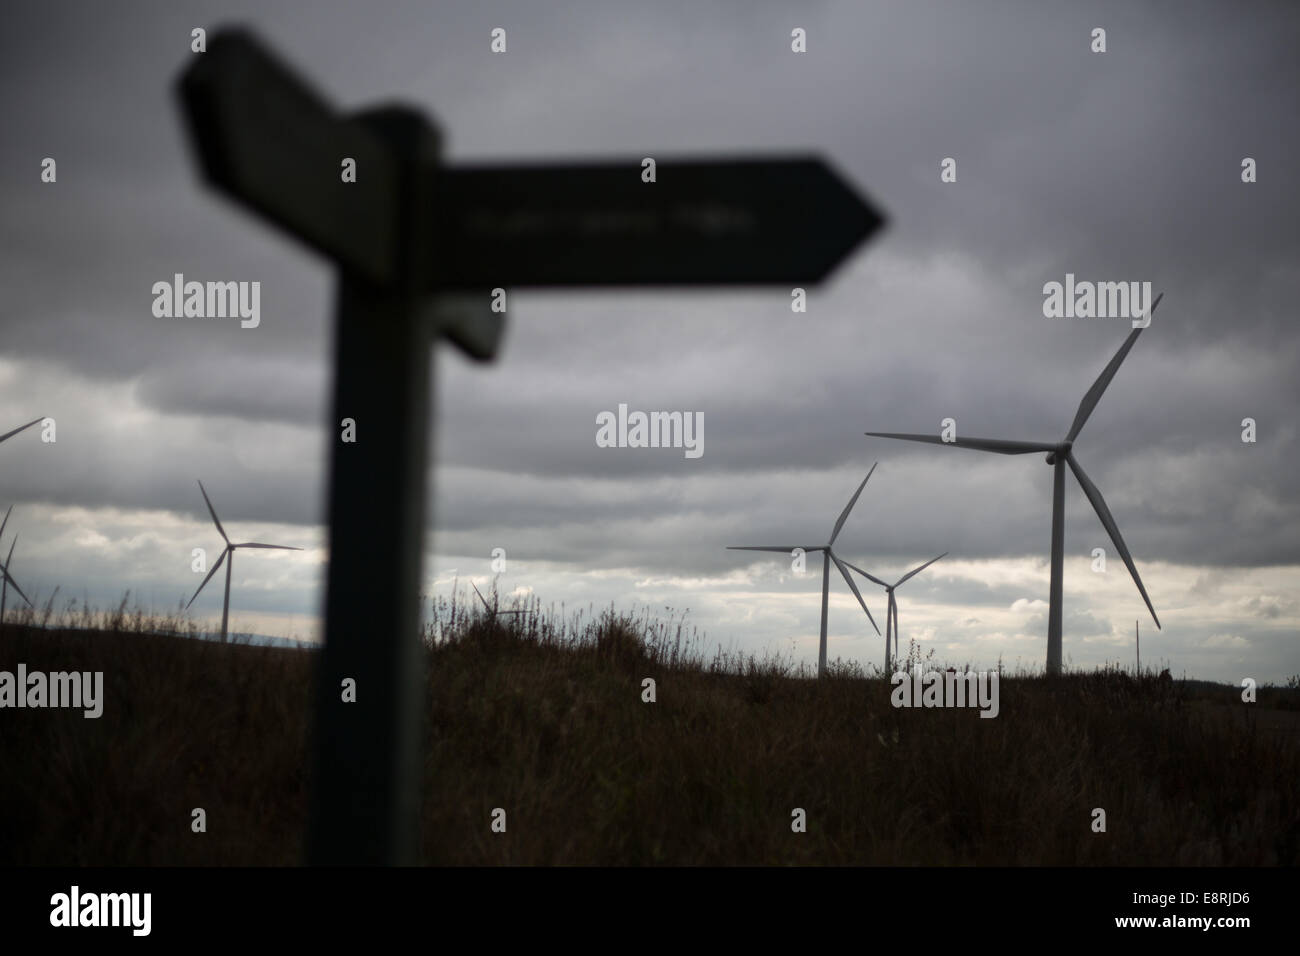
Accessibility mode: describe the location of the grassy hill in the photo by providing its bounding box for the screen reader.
[1,596,1297,865]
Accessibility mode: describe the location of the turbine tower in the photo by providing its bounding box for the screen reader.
[846,552,946,673]
[728,465,882,677]
[187,480,301,642]
[866,293,1163,676]
[1135,619,1140,676]
[0,505,32,620]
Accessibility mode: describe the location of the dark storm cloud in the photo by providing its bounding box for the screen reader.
[1,0,1297,587]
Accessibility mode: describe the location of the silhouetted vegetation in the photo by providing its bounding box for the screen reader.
[1,590,1297,865]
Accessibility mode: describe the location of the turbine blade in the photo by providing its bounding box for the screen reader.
[832,553,880,635]
[1065,293,1161,443]
[233,543,303,550]
[727,545,824,553]
[0,417,43,445]
[1067,454,1160,628]
[829,462,877,546]
[471,581,492,612]
[197,480,230,544]
[186,547,228,609]
[841,559,889,588]
[0,564,32,608]
[865,432,1055,455]
[0,504,11,542]
[5,533,17,565]
[894,552,948,588]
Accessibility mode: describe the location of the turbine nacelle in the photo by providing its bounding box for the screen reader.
[1044,441,1072,466]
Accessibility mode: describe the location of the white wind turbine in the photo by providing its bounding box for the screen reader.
[728,465,882,677]
[844,553,947,673]
[471,580,526,625]
[1,420,43,621]
[865,293,1164,675]
[0,505,33,621]
[187,480,301,642]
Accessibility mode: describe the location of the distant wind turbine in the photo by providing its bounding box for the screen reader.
[471,580,525,624]
[845,552,947,673]
[1,418,44,622]
[0,417,43,447]
[0,505,32,620]
[187,480,301,642]
[728,465,882,677]
[866,292,1164,676]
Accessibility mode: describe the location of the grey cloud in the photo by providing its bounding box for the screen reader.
[1,0,1298,681]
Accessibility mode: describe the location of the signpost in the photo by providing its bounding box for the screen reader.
[177,27,885,865]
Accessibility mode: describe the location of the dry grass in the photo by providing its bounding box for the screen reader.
[1,590,1296,865]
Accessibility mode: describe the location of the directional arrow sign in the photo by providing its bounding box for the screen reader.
[180,31,400,286]
[176,27,887,867]
[182,31,883,292]
[430,158,882,287]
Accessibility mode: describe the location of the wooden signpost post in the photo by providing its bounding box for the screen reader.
[177,27,885,865]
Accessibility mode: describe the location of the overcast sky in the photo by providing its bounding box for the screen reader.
[1,0,1297,682]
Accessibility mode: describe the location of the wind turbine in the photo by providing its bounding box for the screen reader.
[845,552,947,673]
[1,419,43,620]
[728,465,882,677]
[865,293,1164,676]
[187,480,301,642]
[471,580,525,625]
[0,417,43,447]
[0,505,32,620]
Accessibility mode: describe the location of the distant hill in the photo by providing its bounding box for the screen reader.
[194,631,316,651]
